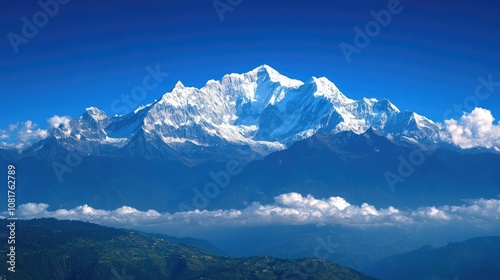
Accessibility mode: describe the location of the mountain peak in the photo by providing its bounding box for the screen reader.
[372,98,400,113]
[362,97,379,104]
[84,107,108,121]
[247,65,303,88]
[174,81,185,89]
[311,76,352,103]
[255,64,274,72]
[252,64,278,75]
[85,106,102,112]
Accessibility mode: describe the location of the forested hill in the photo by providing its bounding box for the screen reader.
[0,218,375,280]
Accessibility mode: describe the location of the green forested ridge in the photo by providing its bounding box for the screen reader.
[0,218,375,280]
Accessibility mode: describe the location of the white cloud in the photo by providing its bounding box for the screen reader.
[5,193,500,228]
[0,124,19,140]
[0,115,72,150]
[48,115,71,129]
[17,120,49,142]
[0,121,49,150]
[440,108,500,149]
[18,203,50,216]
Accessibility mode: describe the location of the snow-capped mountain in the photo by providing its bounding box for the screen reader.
[4,65,498,215]
[30,65,440,164]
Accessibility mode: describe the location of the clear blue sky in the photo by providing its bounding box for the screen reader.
[1,0,499,130]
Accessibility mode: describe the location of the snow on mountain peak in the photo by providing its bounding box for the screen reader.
[26,65,443,163]
[385,99,400,113]
[106,65,438,147]
[174,81,185,89]
[413,112,435,125]
[84,107,108,122]
[310,76,353,105]
[362,97,379,105]
[250,65,304,88]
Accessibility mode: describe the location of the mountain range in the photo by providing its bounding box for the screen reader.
[1,65,499,212]
[10,65,446,165]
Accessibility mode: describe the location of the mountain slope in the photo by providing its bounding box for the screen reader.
[0,218,375,280]
[367,236,500,280]
[205,129,500,210]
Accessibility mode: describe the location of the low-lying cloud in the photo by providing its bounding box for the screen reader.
[440,108,500,150]
[6,193,500,228]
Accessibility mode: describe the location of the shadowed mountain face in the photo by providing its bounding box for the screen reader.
[367,236,500,280]
[2,128,499,213]
[218,130,500,210]
[0,218,375,280]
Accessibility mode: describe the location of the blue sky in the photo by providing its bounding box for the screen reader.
[1,0,499,131]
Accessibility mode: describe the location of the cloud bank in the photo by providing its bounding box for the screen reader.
[7,193,500,228]
[440,108,500,150]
